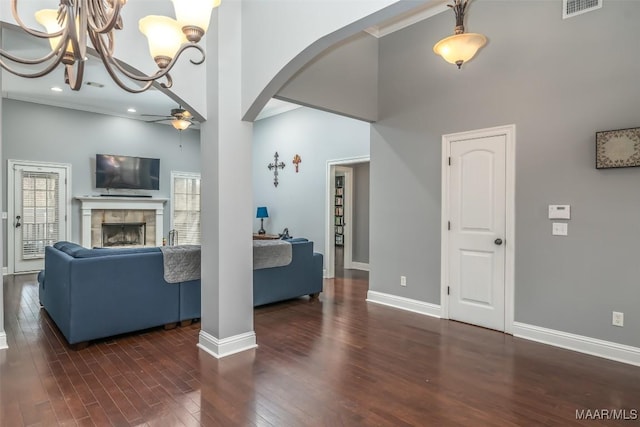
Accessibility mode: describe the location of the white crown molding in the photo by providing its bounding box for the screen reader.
[366,290,441,318]
[513,322,640,367]
[198,330,257,359]
[366,2,450,38]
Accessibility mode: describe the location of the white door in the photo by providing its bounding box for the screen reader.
[448,134,506,331]
[11,162,69,273]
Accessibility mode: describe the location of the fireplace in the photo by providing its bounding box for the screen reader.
[102,222,147,247]
[76,197,168,248]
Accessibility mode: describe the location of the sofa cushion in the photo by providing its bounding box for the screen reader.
[76,247,161,258]
[53,241,160,258]
[285,238,308,243]
[53,241,80,253]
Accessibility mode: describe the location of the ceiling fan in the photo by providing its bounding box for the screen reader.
[143,107,194,130]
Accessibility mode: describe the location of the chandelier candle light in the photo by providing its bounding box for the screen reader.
[433,0,486,69]
[0,0,221,93]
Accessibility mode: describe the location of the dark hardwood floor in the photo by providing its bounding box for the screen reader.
[1,270,639,426]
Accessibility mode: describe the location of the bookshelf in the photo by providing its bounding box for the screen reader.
[335,176,344,246]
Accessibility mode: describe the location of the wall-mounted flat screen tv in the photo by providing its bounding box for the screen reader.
[95,154,160,190]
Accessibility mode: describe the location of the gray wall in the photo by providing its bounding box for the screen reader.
[277,32,379,122]
[2,99,200,267]
[372,1,640,347]
[253,106,369,260]
[352,162,369,263]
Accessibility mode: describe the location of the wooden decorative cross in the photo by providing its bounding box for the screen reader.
[267,151,286,187]
[293,154,302,172]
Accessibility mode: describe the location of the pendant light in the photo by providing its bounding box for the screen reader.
[433,0,487,69]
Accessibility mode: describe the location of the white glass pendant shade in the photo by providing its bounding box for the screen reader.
[171,0,219,33]
[35,9,68,52]
[433,33,487,67]
[172,119,191,130]
[139,16,184,62]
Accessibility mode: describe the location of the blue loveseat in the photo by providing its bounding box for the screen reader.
[38,241,201,346]
[253,238,323,306]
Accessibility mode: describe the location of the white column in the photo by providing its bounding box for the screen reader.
[0,50,7,350]
[198,0,256,358]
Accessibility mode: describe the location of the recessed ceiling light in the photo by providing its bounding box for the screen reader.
[127,108,137,113]
[86,81,104,88]
[50,86,63,92]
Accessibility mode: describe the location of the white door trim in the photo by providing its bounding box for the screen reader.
[336,166,354,270]
[325,155,369,279]
[7,159,72,275]
[440,124,516,334]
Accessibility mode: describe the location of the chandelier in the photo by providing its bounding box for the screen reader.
[0,0,220,93]
[433,0,486,69]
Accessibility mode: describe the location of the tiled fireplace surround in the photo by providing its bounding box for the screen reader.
[76,197,168,248]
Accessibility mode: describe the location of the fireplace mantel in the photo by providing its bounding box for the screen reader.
[75,196,168,248]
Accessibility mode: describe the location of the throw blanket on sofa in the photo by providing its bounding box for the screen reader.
[253,240,292,270]
[160,245,201,283]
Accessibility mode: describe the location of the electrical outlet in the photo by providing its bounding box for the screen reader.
[612,311,624,327]
[400,276,407,287]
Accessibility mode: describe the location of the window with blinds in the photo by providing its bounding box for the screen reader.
[21,171,60,259]
[171,172,201,245]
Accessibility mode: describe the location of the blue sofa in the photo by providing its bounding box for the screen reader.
[253,238,324,306]
[38,241,201,346]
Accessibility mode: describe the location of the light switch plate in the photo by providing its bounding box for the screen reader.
[552,222,568,236]
[549,205,571,219]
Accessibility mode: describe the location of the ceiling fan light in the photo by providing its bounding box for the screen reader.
[433,32,487,68]
[139,16,184,64]
[172,119,191,130]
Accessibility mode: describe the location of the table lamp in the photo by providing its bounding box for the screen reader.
[256,206,269,235]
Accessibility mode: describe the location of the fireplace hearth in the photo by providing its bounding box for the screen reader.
[102,222,146,247]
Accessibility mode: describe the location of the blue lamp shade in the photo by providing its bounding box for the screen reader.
[256,206,269,219]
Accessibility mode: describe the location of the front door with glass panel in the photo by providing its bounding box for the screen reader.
[12,162,68,273]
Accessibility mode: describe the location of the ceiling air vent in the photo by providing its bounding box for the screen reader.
[563,0,602,19]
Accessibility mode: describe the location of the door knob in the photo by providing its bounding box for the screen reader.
[494,238,503,245]
[15,215,21,228]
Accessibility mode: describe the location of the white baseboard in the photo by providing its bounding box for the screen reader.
[197,330,257,359]
[2,267,7,276]
[0,332,7,350]
[360,291,640,367]
[350,262,370,271]
[366,290,441,318]
[513,322,640,367]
